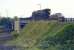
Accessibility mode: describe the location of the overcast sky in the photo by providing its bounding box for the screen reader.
[0,0,74,18]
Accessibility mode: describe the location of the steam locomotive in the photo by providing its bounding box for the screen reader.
[31,8,51,20]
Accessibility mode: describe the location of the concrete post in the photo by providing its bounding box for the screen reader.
[14,16,20,33]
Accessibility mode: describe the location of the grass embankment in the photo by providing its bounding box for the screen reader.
[5,21,74,50]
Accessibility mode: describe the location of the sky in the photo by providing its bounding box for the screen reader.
[0,0,74,18]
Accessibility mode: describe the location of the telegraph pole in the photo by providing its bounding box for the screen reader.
[0,12,1,17]
[0,8,2,18]
[6,9,8,17]
[37,4,41,10]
